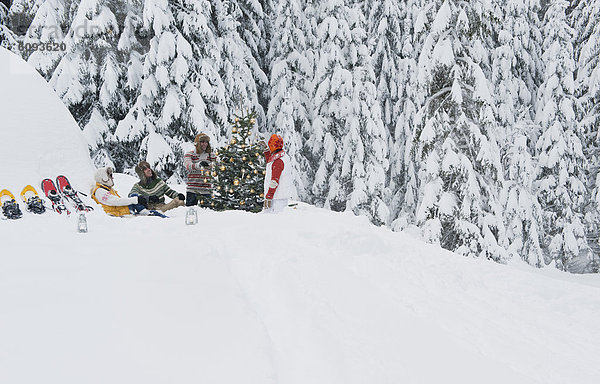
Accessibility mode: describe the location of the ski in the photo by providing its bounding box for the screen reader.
[56,175,93,212]
[0,189,23,219]
[41,178,70,215]
[20,185,47,214]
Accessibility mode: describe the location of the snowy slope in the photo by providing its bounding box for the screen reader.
[1,204,600,384]
[1,45,600,384]
[0,47,93,194]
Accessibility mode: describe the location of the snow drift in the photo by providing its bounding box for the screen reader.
[0,47,93,193]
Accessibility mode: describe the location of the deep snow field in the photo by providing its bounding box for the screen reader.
[1,45,600,384]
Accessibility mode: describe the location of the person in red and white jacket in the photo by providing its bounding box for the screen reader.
[259,134,293,213]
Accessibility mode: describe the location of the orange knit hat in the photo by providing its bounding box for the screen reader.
[268,134,284,152]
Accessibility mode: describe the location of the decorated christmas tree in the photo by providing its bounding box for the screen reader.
[213,110,266,212]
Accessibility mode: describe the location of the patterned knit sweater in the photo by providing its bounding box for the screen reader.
[184,150,217,195]
[129,177,179,203]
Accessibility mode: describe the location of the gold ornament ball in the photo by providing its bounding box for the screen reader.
[200,199,204,205]
[211,202,215,207]
[253,169,258,174]
[250,118,255,124]
[248,161,253,165]
[242,156,247,161]
[235,117,239,123]
[217,186,222,191]
[255,152,260,157]
[232,127,238,133]
[220,165,226,171]
[212,171,217,177]
[229,157,234,163]
[240,200,246,206]
[250,189,255,193]
[229,189,234,193]
[234,179,240,186]
[259,193,264,198]
[262,170,266,175]
[230,138,237,145]
[246,174,251,179]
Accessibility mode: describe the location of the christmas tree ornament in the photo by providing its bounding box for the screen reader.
[242,156,247,161]
[234,179,240,186]
[230,138,237,145]
[220,165,226,171]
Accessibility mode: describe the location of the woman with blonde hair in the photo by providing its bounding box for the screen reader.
[184,133,217,207]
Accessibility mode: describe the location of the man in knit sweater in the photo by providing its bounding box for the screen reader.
[184,133,217,207]
[128,161,185,213]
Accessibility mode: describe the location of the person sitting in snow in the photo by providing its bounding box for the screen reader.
[128,161,185,213]
[184,133,217,207]
[91,167,151,217]
[258,134,293,213]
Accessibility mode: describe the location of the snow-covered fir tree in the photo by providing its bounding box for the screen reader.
[310,0,389,224]
[572,0,600,270]
[266,0,313,200]
[0,1,17,51]
[411,0,506,260]
[236,0,271,115]
[212,0,263,138]
[49,0,122,169]
[367,0,421,229]
[489,0,545,265]
[173,0,227,140]
[22,0,71,77]
[115,0,200,178]
[535,0,592,272]
[6,0,42,37]
[490,0,543,129]
[500,122,544,266]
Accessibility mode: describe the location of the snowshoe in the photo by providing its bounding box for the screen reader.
[56,175,93,212]
[41,178,70,215]
[20,185,46,214]
[0,189,23,219]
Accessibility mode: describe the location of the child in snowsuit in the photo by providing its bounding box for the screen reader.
[129,161,185,213]
[91,167,150,217]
